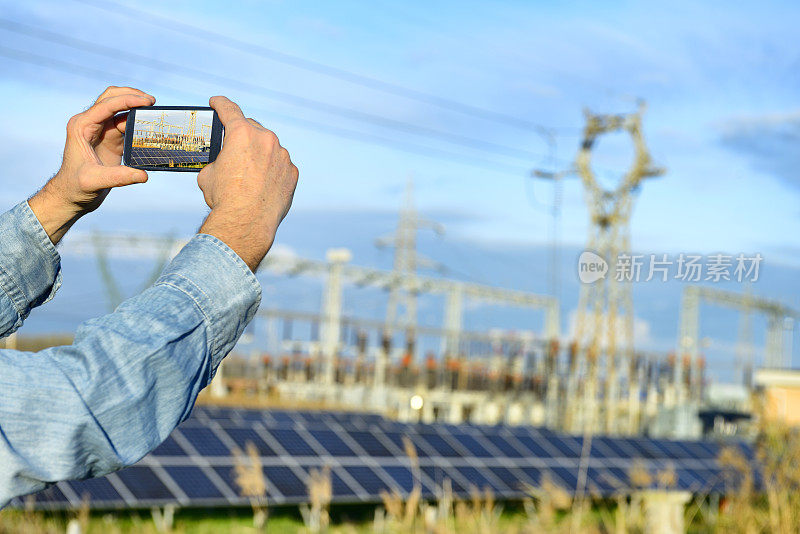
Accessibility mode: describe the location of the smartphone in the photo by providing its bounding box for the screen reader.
[123,106,223,172]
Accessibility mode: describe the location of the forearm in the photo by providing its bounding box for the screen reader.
[28,183,85,245]
[199,208,276,272]
[0,234,261,504]
[0,201,62,337]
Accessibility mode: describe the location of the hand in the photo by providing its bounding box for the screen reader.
[29,86,156,243]
[198,96,298,271]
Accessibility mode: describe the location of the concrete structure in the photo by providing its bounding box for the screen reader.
[639,490,692,534]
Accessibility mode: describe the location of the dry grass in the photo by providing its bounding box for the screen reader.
[300,465,332,533]
[715,410,800,534]
[232,441,269,530]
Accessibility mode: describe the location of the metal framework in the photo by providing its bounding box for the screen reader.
[571,103,664,434]
[63,232,559,393]
[678,285,797,402]
[133,111,212,151]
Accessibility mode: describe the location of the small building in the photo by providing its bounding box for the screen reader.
[754,368,800,424]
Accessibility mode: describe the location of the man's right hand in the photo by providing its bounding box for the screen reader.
[198,96,299,271]
[29,86,155,244]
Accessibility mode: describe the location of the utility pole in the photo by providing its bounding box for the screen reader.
[320,249,352,386]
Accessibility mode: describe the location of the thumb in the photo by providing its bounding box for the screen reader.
[83,165,148,191]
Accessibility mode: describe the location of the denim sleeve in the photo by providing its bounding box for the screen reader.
[0,233,261,506]
[0,201,62,338]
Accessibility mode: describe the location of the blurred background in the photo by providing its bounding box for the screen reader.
[2,1,800,532]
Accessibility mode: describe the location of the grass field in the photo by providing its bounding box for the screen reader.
[0,504,544,534]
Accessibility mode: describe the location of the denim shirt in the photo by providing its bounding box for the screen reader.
[0,201,261,507]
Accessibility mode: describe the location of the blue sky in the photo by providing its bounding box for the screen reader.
[1,0,799,374]
[0,0,798,258]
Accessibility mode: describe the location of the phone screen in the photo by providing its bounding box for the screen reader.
[126,107,220,171]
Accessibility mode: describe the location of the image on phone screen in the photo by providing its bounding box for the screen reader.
[128,109,215,170]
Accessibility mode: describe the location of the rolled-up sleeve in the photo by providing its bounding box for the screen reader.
[0,233,261,506]
[0,201,62,337]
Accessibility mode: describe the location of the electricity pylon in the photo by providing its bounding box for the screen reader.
[87,232,183,311]
[572,103,664,434]
[376,179,444,350]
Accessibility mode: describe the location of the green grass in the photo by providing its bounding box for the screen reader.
[0,503,537,533]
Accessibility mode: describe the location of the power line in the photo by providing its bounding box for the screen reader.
[0,45,528,175]
[372,0,642,106]
[0,18,554,163]
[72,0,569,136]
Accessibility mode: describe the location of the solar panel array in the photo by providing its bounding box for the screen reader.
[130,147,209,167]
[19,407,748,510]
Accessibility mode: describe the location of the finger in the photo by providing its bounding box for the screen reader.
[82,93,155,126]
[246,118,265,129]
[209,96,246,127]
[96,86,152,103]
[112,112,129,134]
[82,165,148,190]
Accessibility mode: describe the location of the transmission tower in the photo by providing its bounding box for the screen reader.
[571,103,664,434]
[85,232,184,311]
[376,179,444,360]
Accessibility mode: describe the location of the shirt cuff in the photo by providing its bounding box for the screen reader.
[155,233,262,376]
[0,201,62,328]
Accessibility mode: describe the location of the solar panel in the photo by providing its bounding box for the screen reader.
[343,466,393,495]
[307,429,356,456]
[453,466,507,494]
[179,427,230,456]
[129,147,209,168]
[18,407,742,511]
[211,466,240,496]
[481,432,525,457]
[163,466,225,500]
[675,468,706,492]
[381,465,436,496]
[512,434,557,458]
[223,427,277,456]
[451,432,494,457]
[548,466,579,491]
[196,406,236,420]
[416,431,462,457]
[420,465,469,495]
[68,476,123,504]
[115,467,175,501]
[520,467,543,487]
[25,485,69,507]
[586,467,623,495]
[295,411,332,426]
[488,466,531,493]
[592,436,632,458]
[263,466,306,498]
[266,428,317,456]
[307,467,358,498]
[546,435,583,457]
[266,410,297,426]
[151,435,188,457]
[346,430,396,456]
